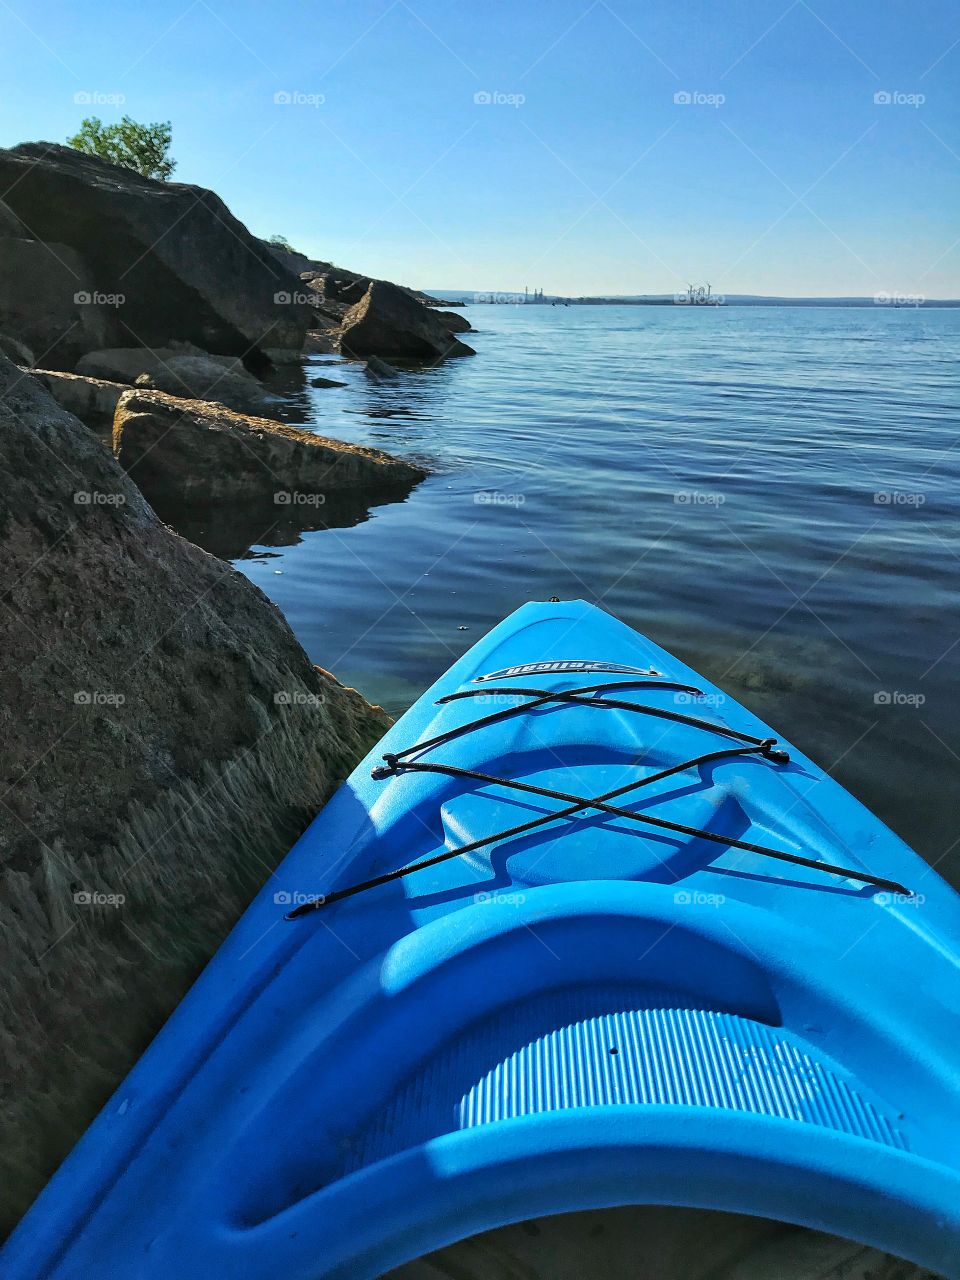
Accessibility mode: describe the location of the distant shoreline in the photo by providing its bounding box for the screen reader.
[428,293,960,309]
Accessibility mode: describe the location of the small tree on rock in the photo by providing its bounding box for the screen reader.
[67,117,176,181]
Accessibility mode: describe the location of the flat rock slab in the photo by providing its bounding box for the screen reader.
[31,368,128,435]
[77,346,270,414]
[113,388,427,504]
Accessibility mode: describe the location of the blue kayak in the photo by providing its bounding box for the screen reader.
[5,599,959,1278]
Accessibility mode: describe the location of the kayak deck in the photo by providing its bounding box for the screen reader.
[351,989,907,1175]
[3,600,959,1279]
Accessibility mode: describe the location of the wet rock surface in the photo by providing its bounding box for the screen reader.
[364,354,402,381]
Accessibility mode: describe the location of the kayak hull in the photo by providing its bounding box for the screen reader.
[4,600,959,1278]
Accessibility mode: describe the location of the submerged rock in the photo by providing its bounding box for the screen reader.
[310,375,348,388]
[0,144,310,364]
[113,388,427,504]
[340,281,476,361]
[77,346,270,415]
[364,355,402,381]
[0,353,391,1233]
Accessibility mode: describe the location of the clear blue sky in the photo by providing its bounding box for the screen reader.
[1,1,957,296]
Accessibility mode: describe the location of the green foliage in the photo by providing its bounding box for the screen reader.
[268,234,300,255]
[67,116,175,181]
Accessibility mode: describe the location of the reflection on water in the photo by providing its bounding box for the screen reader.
[361,404,433,420]
[99,357,429,558]
[149,486,421,560]
[228,308,958,884]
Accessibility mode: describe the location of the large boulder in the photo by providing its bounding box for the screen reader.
[76,346,270,414]
[30,368,128,434]
[0,353,391,1233]
[258,240,463,312]
[0,144,311,364]
[113,388,427,504]
[0,236,111,367]
[297,271,352,323]
[303,329,337,354]
[261,240,326,276]
[434,309,473,333]
[0,334,35,366]
[339,280,476,360]
[0,197,25,236]
[325,275,369,307]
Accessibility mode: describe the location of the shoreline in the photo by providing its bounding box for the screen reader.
[0,141,460,1232]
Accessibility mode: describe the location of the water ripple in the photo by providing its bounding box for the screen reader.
[248,305,960,879]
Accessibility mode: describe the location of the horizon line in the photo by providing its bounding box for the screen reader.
[425,290,960,305]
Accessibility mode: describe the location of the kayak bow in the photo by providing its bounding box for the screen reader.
[4,600,959,1279]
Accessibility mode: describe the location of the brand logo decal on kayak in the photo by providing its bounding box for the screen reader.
[474,660,659,681]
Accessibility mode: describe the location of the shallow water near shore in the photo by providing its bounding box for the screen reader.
[240,305,959,886]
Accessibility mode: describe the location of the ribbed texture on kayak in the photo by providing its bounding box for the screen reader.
[349,995,906,1173]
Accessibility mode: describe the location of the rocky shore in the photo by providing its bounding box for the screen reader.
[0,142,473,375]
[0,142,472,1231]
[113,388,426,505]
[0,142,474,532]
[0,352,396,1230]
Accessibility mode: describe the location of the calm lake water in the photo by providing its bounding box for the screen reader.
[231,305,958,884]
